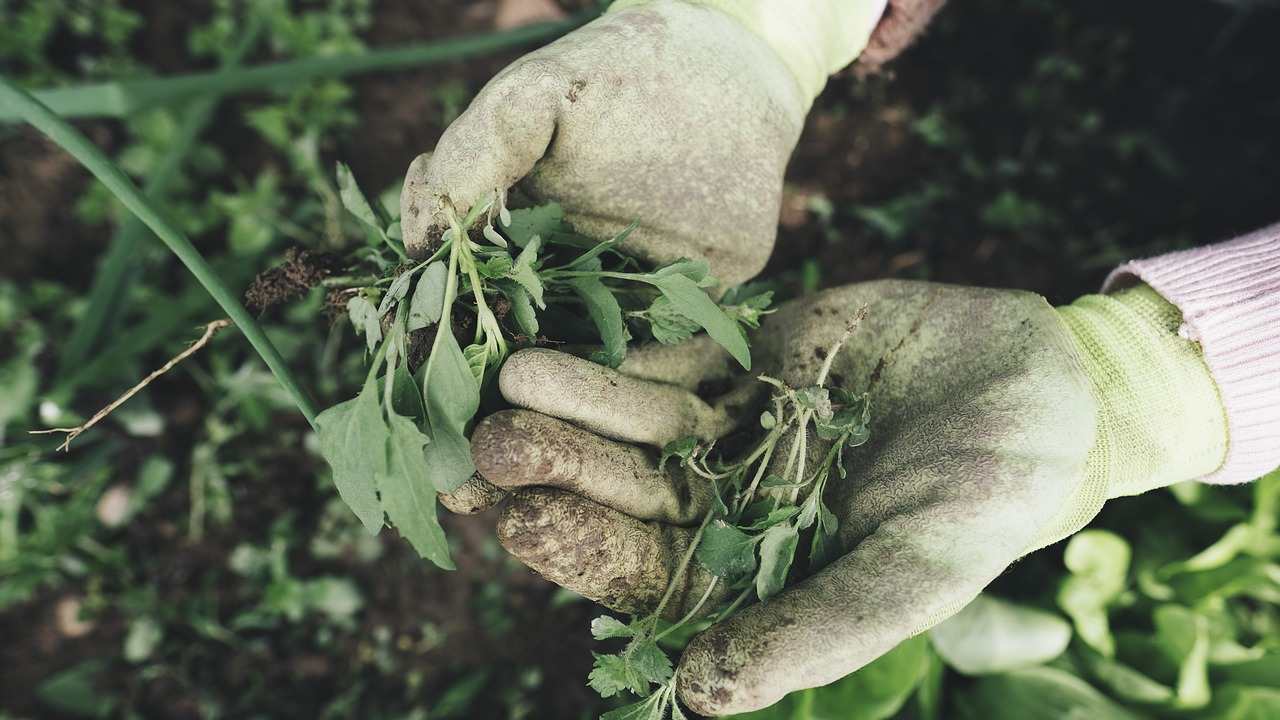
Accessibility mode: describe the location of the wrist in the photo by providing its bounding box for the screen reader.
[1057,285,1228,499]
[608,0,888,106]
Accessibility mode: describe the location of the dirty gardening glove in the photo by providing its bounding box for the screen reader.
[399,0,888,287]
[470,279,1228,715]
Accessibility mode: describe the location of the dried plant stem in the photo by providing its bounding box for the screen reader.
[31,320,232,451]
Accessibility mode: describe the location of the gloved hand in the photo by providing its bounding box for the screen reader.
[398,0,888,287]
[466,279,1228,715]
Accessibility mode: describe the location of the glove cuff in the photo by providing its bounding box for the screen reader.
[608,0,888,106]
[1058,285,1229,500]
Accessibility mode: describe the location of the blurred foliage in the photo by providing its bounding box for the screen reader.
[1,0,1278,718]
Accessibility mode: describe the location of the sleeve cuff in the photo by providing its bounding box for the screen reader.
[1104,223,1280,485]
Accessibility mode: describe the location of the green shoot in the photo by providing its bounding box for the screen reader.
[320,166,774,569]
[588,311,871,716]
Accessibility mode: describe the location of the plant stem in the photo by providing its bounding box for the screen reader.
[651,509,716,624]
[0,78,319,428]
[0,15,591,121]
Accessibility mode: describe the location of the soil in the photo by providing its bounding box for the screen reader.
[2,0,1278,717]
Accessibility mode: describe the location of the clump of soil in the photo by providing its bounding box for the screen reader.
[244,247,344,316]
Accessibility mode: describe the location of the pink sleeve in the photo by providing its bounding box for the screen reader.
[1103,223,1280,485]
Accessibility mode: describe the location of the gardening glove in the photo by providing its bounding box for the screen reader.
[399,0,891,287]
[469,279,1228,715]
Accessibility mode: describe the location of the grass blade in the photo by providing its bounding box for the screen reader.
[0,77,318,428]
[56,15,266,378]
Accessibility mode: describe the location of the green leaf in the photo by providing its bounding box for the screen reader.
[421,324,478,493]
[504,202,569,248]
[647,273,750,370]
[408,261,447,331]
[627,637,674,687]
[335,161,387,231]
[123,617,163,663]
[562,220,636,270]
[645,295,701,345]
[378,269,415,316]
[1198,685,1280,719]
[463,343,488,383]
[756,523,799,602]
[507,284,539,338]
[591,615,636,641]
[728,636,931,720]
[346,295,382,354]
[954,666,1137,720]
[928,594,1071,675]
[382,412,453,569]
[569,274,627,368]
[390,358,427,423]
[697,521,758,581]
[589,653,638,698]
[508,235,545,308]
[316,377,386,534]
[658,436,699,472]
[1058,530,1130,657]
[1077,646,1174,704]
[652,258,711,284]
[36,660,117,719]
[1154,605,1211,708]
[477,254,515,278]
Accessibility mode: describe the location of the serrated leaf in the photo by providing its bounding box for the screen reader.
[316,377,386,534]
[591,615,635,641]
[508,236,545,308]
[658,436,698,471]
[504,203,570,247]
[589,653,643,698]
[646,296,701,345]
[408,261,447,331]
[569,273,627,368]
[382,412,453,569]
[477,255,514,278]
[697,521,758,580]
[756,523,799,601]
[647,273,750,370]
[628,637,674,688]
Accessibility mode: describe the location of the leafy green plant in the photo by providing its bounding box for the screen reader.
[319,166,771,568]
[587,316,871,719]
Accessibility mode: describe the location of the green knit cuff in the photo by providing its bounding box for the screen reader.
[609,0,885,105]
[1031,285,1228,551]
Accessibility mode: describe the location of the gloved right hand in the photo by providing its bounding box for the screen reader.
[399,0,889,287]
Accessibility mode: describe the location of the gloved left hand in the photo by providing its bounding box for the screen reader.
[462,279,1228,715]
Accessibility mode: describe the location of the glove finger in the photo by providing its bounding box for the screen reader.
[497,488,727,618]
[399,60,560,258]
[616,334,736,391]
[676,495,1038,716]
[472,409,713,525]
[438,473,507,515]
[499,348,739,447]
